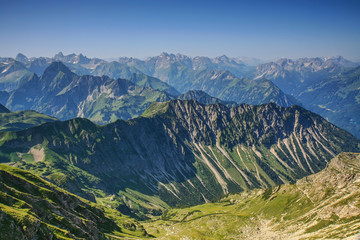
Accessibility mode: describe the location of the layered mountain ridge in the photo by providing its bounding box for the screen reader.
[0,52,298,109]
[254,57,360,138]
[253,56,358,95]
[1,52,359,136]
[1,61,300,126]
[4,62,173,123]
[118,53,299,107]
[119,52,253,77]
[0,99,358,218]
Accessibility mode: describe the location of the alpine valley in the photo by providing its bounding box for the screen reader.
[0,52,360,240]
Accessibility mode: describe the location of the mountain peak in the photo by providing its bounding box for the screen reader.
[54,51,64,59]
[74,53,90,64]
[334,55,344,60]
[158,52,177,60]
[53,52,90,64]
[15,53,28,63]
[42,61,73,77]
[142,99,229,119]
[178,90,237,107]
[276,58,293,65]
[217,54,230,60]
[159,52,170,57]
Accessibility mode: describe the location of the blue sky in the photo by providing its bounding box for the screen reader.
[0,0,359,60]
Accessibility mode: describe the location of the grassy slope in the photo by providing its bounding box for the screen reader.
[143,152,360,239]
[0,164,149,240]
[0,110,57,131]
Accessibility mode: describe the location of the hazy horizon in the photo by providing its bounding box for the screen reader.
[1,0,359,61]
[4,51,358,64]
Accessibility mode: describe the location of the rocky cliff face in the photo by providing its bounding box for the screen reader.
[0,100,358,216]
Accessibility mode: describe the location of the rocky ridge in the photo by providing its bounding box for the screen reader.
[0,99,358,218]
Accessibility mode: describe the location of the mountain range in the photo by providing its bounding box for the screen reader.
[49,52,360,138]
[0,59,300,125]
[2,62,173,123]
[0,99,358,219]
[117,52,299,107]
[254,56,360,137]
[0,65,359,240]
[0,52,297,108]
[118,52,253,78]
[253,56,357,94]
[1,52,359,136]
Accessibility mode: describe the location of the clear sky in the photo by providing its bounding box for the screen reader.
[0,0,359,61]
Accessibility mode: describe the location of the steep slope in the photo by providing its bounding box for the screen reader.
[0,103,10,113]
[26,57,52,76]
[129,73,180,96]
[0,100,358,218]
[177,90,237,107]
[0,164,148,239]
[254,57,360,138]
[0,91,9,105]
[295,66,360,138]
[5,62,173,123]
[146,152,360,239]
[0,60,32,91]
[15,53,29,63]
